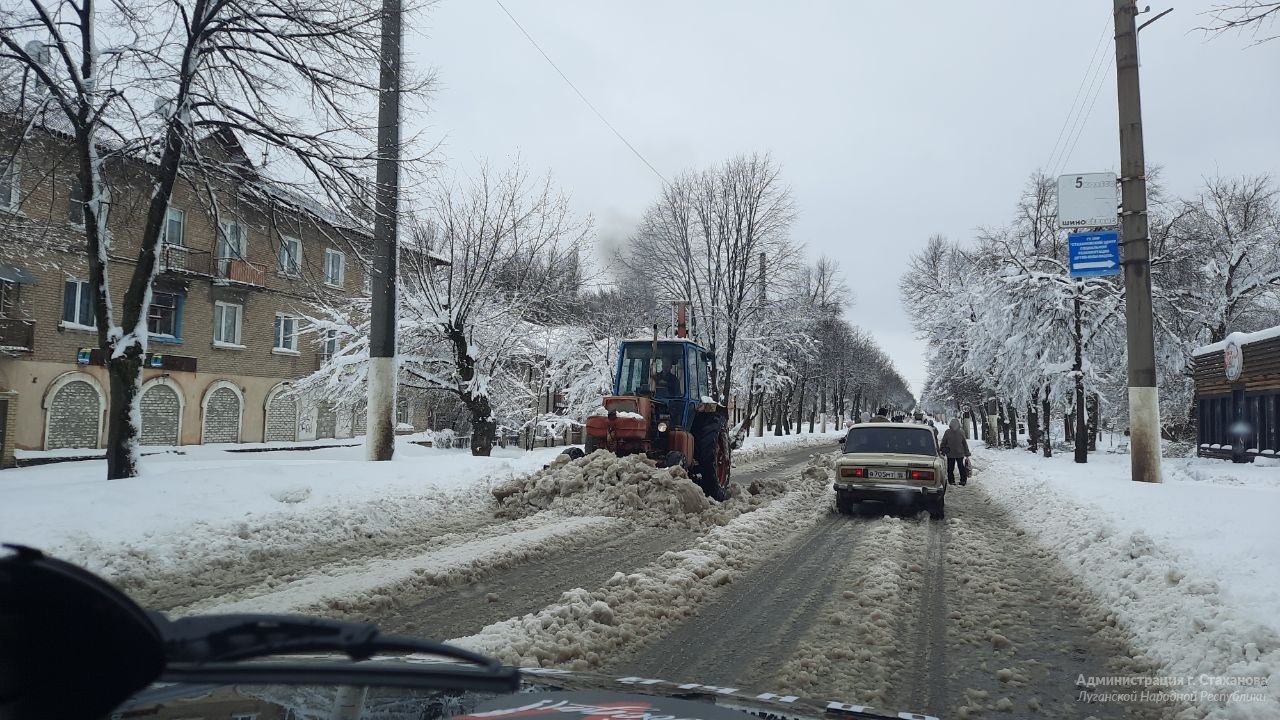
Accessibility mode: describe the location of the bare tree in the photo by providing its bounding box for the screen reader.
[305,165,591,456]
[1203,2,1280,43]
[1,0,416,478]
[621,152,797,407]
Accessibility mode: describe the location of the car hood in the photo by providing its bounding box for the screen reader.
[118,657,941,720]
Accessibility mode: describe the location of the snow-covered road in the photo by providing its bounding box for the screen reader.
[87,437,1280,719]
[149,442,1195,718]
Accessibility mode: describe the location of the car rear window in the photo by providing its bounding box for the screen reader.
[844,427,937,456]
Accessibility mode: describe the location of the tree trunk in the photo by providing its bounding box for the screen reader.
[1074,383,1088,463]
[1087,392,1099,452]
[1008,401,1019,449]
[1027,392,1040,453]
[794,379,806,435]
[1042,392,1053,458]
[996,402,1008,448]
[467,394,496,457]
[104,351,144,479]
[772,393,784,436]
[1072,285,1087,463]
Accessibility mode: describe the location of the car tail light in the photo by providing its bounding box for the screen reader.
[909,469,934,481]
[840,467,865,478]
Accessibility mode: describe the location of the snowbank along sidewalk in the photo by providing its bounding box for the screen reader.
[0,430,841,585]
[974,446,1280,718]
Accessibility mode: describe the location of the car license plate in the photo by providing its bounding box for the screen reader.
[869,469,906,480]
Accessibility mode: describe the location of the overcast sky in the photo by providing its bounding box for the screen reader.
[405,1,1280,394]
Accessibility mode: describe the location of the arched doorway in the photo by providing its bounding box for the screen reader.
[140,378,183,446]
[202,381,243,444]
[264,384,298,442]
[43,372,104,450]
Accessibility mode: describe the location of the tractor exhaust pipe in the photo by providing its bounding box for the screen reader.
[675,301,688,339]
[649,324,658,396]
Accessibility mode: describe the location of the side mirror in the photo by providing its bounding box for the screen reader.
[0,545,166,719]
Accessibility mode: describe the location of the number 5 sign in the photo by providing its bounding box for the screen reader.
[1057,173,1119,228]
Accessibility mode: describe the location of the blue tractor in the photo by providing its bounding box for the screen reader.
[581,333,732,501]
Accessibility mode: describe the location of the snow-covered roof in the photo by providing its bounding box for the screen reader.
[1,95,371,238]
[1192,325,1280,357]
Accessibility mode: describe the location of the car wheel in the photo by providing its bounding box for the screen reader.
[562,447,585,460]
[836,493,856,515]
[927,494,945,520]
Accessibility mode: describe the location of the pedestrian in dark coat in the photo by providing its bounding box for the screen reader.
[940,418,971,485]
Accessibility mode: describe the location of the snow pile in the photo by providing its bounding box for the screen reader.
[452,454,836,668]
[0,440,565,587]
[975,448,1280,718]
[733,429,846,462]
[492,450,800,528]
[182,515,619,617]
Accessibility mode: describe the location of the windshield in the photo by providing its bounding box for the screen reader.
[844,427,937,456]
[617,343,686,397]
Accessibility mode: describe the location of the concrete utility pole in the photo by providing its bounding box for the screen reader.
[1113,0,1166,482]
[366,0,401,461]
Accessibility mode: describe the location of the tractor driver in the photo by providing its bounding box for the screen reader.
[656,357,683,396]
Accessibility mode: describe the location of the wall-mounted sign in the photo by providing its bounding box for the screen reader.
[1224,337,1243,382]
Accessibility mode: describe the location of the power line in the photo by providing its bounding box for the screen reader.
[1056,57,1113,176]
[1044,15,1112,175]
[493,0,668,185]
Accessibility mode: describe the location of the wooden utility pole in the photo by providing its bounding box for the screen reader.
[365,0,402,461]
[1114,0,1167,482]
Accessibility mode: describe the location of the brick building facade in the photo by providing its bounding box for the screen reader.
[0,123,435,454]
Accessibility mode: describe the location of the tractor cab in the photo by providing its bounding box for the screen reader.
[614,339,712,431]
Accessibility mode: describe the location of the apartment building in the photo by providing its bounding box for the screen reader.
[0,122,427,456]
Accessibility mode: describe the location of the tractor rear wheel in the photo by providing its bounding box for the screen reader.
[693,414,730,502]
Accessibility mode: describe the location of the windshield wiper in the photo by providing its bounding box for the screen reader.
[153,613,519,692]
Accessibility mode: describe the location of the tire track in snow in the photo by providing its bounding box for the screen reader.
[611,513,860,685]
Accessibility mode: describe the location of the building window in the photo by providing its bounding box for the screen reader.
[324,248,344,287]
[278,236,301,275]
[361,270,371,296]
[217,220,246,271]
[147,291,182,339]
[62,279,95,327]
[322,329,338,357]
[162,207,185,245]
[68,182,84,225]
[0,159,18,211]
[213,301,242,345]
[273,314,299,352]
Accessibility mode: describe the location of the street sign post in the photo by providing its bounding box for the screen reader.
[1068,230,1121,278]
[1058,173,1118,228]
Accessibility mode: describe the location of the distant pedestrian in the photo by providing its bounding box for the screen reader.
[940,418,971,486]
[859,411,871,424]
[871,407,890,422]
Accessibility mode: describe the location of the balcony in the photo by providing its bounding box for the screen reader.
[158,243,212,276]
[158,244,268,287]
[0,318,34,351]
[218,258,268,286]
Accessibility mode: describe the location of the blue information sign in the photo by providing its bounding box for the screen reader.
[1068,230,1121,278]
